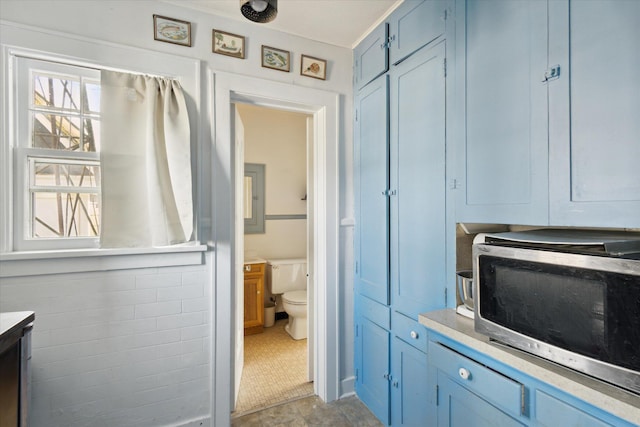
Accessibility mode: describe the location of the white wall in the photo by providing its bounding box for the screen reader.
[239,104,309,261]
[0,0,355,425]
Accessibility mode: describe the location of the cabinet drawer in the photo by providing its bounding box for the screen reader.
[392,311,427,353]
[430,342,525,419]
[244,263,264,274]
[357,295,390,330]
[535,390,609,427]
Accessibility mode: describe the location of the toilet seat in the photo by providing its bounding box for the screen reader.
[282,290,306,305]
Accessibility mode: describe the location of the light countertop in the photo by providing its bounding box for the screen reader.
[419,309,640,425]
[0,311,35,354]
[244,258,266,265]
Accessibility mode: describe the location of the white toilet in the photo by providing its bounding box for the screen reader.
[268,258,307,340]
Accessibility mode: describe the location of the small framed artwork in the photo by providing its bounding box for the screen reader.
[261,45,290,72]
[213,29,245,59]
[153,15,192,47]
[300,55,327,80]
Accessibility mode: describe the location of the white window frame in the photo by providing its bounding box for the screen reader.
[0,24,202,266]
[14,57,102,251]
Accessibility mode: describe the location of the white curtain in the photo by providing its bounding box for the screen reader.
[100,71,193,248]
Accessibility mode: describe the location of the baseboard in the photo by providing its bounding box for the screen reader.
[340,376,355,398]
[175,416,210,427]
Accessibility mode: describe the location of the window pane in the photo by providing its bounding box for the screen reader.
[32,192,100,238]
[32,113,81,150]
[33,73,81,111]
[33,161,100,188]
[83,118,100,152]
[84,81,101,113]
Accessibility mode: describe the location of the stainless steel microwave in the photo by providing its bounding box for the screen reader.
[473,230,640,394]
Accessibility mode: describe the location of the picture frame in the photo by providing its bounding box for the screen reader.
[261,45,290,72]
[212,29,246,59]
[300,55,327,80]
[153,15,192,47]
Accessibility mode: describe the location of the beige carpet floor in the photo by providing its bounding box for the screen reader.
[234,318,314,415]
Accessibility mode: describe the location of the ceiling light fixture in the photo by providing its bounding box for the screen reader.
[240,0,277,23]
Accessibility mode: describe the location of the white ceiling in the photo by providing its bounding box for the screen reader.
[161,0,403,48]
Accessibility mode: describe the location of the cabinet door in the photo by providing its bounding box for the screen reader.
[391,337,429,426]
[389,0,447,65]
[548,0,640,228]
[455,0,548,225]
[436,372,525,427]
[243,274,263,332]
[355,316,391,425]
[354,76,390,305]
[354,23,389,90]
[390,41,447,318]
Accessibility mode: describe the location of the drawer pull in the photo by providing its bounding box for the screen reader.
[458,367,471,380]
[410,330,419,339]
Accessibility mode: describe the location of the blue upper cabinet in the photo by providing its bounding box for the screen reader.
[389,0,447,66]
[354,76,390,306]
[454,0,549,225]
[547,0,640,228]
[390,41,447,318]
[354,22,389,90]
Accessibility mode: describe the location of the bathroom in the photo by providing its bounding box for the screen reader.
[234,103,314,414]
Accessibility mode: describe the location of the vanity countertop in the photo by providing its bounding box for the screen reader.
[244,258,266,265]
[419,309,640,425]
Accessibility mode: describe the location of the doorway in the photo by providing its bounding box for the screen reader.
[234,103,314,414]
[211,71,341,426]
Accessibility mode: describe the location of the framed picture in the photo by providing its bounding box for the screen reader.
[153,15,192,47]
[213,29,245,59]
[261,45,290,72]
[300,55,327,80]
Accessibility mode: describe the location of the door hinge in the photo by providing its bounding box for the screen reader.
[355,324,359,337]
[355,368,359,381]
[355,109,358,122]
[380,34,396,50]
[444,287,448,305]
[450,178,459,190]
[355,261,359,274]
[382,189,397,197]
[443,58,447,78]
[542,65,561,83]
[436,384,440,406]
[520,384,526,415]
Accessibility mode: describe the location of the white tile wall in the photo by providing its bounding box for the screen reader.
[0,261,212,427]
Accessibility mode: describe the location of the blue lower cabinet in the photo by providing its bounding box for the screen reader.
[426,329,638,427]
[355,315,391,425]
[436,372,525,427]
[391,337,429,426]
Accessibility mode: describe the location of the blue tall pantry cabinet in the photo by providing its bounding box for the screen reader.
[353,0,449,425]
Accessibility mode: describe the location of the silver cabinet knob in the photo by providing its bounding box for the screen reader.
[410,330,419,339]
[458,368,471,380]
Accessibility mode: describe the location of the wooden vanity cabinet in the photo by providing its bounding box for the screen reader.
[243,262,265,335]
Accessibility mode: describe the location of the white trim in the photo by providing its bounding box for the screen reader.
[212,71,340,425]
[0,244,207,277]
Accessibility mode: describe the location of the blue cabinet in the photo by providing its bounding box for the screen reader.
[355,316,391,424]
[454,0,549,225]
[354,75,389,306]
[436,373,525,427]
[391,328,429,426]
[354,22,388,90]
[547,0,640,228]
[389,40,447,319]
[455,0,640,228]
[389,0,447,65]
[424,323,638,427]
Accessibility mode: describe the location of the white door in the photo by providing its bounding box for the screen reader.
[232,105,245,409]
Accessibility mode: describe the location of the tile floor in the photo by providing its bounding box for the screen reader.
[234,318,314,414]
[232,394,383,427]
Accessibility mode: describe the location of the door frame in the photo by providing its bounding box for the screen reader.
[211,71,340,425]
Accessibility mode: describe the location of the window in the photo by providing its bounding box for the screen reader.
[15,58,101,250]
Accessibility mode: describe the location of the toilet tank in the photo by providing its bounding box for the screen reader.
[268,258,307,294]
